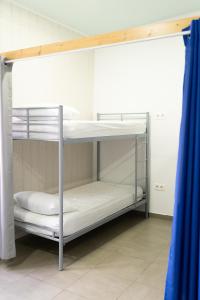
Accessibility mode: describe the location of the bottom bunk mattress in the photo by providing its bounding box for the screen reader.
[14,181,143,237]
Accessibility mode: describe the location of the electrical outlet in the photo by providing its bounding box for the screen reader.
[155,113,165,120]
[154,183,165,191]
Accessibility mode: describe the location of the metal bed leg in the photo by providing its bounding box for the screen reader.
[145,203,149,219]
[145,112,150,218]
[59,105,64,271]
[134,137,138,203]
[97,141,100,181]
[97,113,100,182]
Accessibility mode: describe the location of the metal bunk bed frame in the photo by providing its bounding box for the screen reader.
[12,106,150,270]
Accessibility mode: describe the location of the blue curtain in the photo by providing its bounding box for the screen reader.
[165,20,200,300]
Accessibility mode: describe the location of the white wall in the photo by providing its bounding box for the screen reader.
[93,37,185,216]
[0,0,94,119]
[0,0,81,52]
[0,0,94,192]
[13,53,94,119]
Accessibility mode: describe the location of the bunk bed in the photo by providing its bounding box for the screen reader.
[12,106,150,270]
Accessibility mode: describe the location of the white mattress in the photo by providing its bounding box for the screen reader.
[14,181,143,236]
[12,120,146,140]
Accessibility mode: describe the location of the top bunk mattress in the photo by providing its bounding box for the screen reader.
[14,181,144,237]
[12,120,146,140]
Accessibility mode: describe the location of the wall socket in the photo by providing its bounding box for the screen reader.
[154,183,165,191]
[155,113,165,120]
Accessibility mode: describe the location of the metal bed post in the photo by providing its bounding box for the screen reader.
[97,142,100,181]
[97,113,100,181]
[58,105,64,270]
[145,112,150,218]
[134,136,138,202]
[26,108,30,139]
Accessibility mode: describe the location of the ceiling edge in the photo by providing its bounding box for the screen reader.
[9,0,89,37]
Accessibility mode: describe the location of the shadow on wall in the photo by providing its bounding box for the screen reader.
[13,141,93,193]
[100,138,146,190]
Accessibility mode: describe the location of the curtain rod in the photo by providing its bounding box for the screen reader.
[5,30,191,65]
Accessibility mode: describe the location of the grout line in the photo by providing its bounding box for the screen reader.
[51,290,64,300]
[116,280,137,300]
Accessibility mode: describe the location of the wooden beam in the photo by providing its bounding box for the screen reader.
[1,16,198,61]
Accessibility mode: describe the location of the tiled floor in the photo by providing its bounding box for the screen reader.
[0,213,171,300]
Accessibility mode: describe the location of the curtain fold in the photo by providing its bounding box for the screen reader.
[165,20,200,299]
[0,58,16,260]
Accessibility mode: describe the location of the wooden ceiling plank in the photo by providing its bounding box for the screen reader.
[1,16,198,61]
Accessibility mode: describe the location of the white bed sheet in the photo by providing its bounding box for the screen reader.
[14,181,143,236]
[12,120,146,140]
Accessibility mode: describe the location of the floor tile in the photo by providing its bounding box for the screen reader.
[106,240,163,263]
[0,289,23,300]
[53,290,88,300]
[154,248,169,270]
[136,262,167,293]
[2,276,61,300]
[118,282,162,300]
[0,265,27,289]
[2,249,57,275]
[143,288,164,300]
[29,255,75,280]
[95,251,150,281]
[43,268,83,289]
[66,247,114,277]
[68,269,132,299]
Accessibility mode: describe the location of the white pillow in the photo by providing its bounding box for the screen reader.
[14,191,77,215]
[13,105,80,121]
